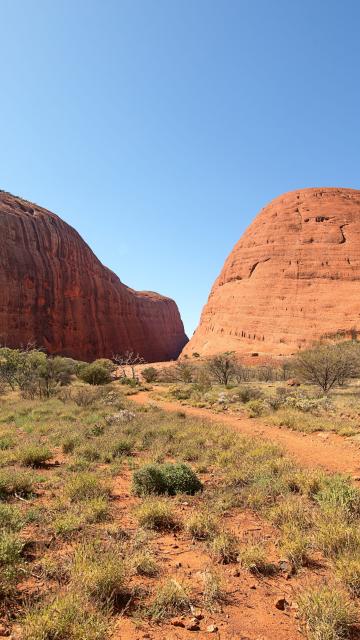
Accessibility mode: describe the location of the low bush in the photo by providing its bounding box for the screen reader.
[0,504,22,531]
[315,519,360,558]
[236,385,263,403]
[0,434,14,450]
[315,474,360,520]
[246,399,267,418]
[79,363,112,386]
[132,462,202,496]
[202,570,227,610]
[0,530,24,600]
[111,438,134,458]
[279,524,310,570]
[142,367,158,383]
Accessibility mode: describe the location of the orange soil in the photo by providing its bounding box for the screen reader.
[110,467,308,640]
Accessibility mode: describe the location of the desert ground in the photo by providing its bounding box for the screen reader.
[1,348,360,640]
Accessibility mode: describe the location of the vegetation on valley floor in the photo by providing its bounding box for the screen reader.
[0,343,359,638]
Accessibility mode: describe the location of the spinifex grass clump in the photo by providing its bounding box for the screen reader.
[0,530,24,602]
[0,469,34,498]
[18,444,53,467]
[186,511,219,540]
[148,579,190,620]
[70,541,127,607]
[298,585,357,640]
[64,472,111,502]
[132,462,202,496]
[136,497,180,531]
[22,592,109,640]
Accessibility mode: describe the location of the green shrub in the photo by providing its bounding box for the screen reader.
[315,519,360,558]
[202,570,227,609]
[0,530,23,568]
[62,437,78,454]
[246,399,267,418]
[132,464,166,495]
[315,475,360,520]
[53,513,83,538]
[119,377,138,387]
[79,363,112,386]
[132,462,202,496]
[132,550,159,577]
[0,435,14,450]
[279,524,310,570]
[170,385,192,400]
[78,445,101,462]
[111,438,134,458]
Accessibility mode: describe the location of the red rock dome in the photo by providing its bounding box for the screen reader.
[0,191,187,362]
[184,187,360,357]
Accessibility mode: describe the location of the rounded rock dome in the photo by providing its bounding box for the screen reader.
[184,187,360,356]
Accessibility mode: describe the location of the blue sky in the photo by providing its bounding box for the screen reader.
[1,0,359,336]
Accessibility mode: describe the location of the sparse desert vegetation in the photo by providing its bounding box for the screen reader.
[0,346,359,638]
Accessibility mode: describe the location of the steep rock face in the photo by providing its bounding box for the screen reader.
[184,188,360,357]
[0,191,187,362]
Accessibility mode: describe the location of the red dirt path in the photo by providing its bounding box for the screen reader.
[131,391,360,479]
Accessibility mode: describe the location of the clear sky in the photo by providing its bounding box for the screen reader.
[1,0,359,336]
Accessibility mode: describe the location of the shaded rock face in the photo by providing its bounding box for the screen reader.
[0,191,187,362]
[184,188,360,357]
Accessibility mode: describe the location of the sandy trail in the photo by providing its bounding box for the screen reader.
[131,390,360,479]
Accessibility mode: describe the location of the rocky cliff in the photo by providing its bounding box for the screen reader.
[184,187,360,357]
[0,191,187,362]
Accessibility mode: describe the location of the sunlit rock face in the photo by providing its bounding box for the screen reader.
[184,188,360,357]
[0,191,187,362]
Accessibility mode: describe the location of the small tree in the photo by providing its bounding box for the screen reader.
[206,352,237,386]
[38,356,74,398]
[295,342,360,393]
[142,367,158,383]
[159,361,195,383]
[113,351,144,380]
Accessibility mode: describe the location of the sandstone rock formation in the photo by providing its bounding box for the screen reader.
[184,188,360,357]
[0,191,187,362]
